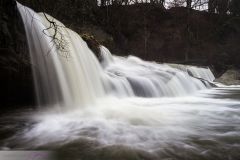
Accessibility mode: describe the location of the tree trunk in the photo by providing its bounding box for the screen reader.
[187,0,192,8]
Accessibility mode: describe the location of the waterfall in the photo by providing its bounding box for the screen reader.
[17,2,215,109]
[17,2,105,108]
[167,63,215,82]
[100,46,215,97]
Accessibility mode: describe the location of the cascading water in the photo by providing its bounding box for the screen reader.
[17,1,216,108]
[9,3,240,160]
[167,63,215,81]
[17,3,105,108]
[100,46,214,97]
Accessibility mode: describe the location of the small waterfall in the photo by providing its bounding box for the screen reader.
[168,64,215,82]
[17,2,215,109]
[100,47,215,97]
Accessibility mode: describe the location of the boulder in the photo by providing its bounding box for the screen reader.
[215,69,240,85]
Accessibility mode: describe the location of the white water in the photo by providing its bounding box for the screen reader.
[14,3,240,157]
[101,46,214,97]
[17,3,104,108]
[21,93,240,151]
[17,2,215,108]
[167,63,215,81]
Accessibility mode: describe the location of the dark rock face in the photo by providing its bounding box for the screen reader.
[0,0,35,108]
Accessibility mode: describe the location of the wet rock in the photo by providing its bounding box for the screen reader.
[0,0,35,108]
[82,33,101,58]
[0,48,35,108]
